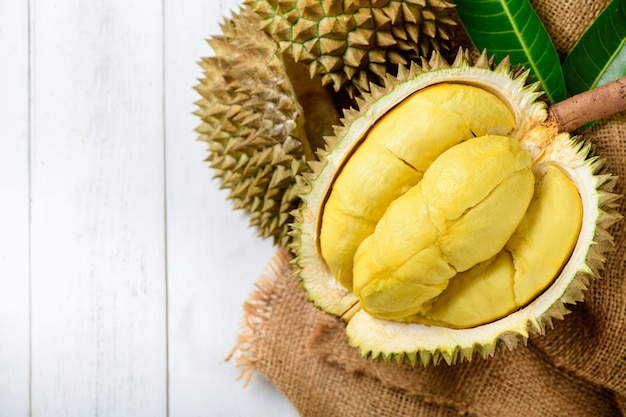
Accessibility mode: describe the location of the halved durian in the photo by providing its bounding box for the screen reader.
[195,8,341,246]
[293,50,621,365]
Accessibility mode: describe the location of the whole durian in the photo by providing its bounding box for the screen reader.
[246,0,457,96]
[293,50,621,365]
[195,8,340,246]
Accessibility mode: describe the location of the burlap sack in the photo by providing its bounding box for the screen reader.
[229,1,626,415]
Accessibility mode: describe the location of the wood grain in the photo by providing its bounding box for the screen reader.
[0,0,31,415]
[163,0,297,415]
[1,0,299,415]
[29,0,167,414]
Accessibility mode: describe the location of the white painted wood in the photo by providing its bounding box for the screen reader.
[29,1,167,415]
[0,0,31,415]
[0,0,306,414]
[164,0,298,415]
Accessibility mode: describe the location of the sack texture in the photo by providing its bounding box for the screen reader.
[229,1,626,415]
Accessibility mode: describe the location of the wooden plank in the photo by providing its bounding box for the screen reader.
[0,0,31,415]
[164,0,298,415]
[29,1,167,415]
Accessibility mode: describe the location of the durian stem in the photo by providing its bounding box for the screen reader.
[549,76,626,132]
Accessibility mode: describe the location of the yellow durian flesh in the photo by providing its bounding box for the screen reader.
[317,85,584,327]
[424,251,518,328]
[420,135,534,271]
[295,54,617,365]
[424,165,583,327]
[320,139,420,288]
[353,135,535,321]
[507,164,584,306]
[320,83,516,289]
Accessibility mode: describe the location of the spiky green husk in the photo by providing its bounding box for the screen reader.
[292,50,621,365]
[195,9,312,246]
[246,0,457,96]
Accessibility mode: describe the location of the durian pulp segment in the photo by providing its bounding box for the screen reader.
[423,164,583,328]
[319,84,583,327]
[507,164,584,306]
[346,132,602,365]
[352,135,535,322]
[295,54,616,365]
[320,83,516,290]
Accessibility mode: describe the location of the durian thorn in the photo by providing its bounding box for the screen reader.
[473,49,492,69]
[451,48,470,68]
[494,55,512,73]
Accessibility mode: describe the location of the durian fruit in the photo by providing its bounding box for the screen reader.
[293,50,621,366]
[195,8,341,246]
[246,0,457,96]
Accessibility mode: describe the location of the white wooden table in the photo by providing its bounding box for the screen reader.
[0,0,299,415]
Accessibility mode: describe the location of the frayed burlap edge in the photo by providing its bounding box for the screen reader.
[227,248,293,387]
[227,247,623,417]
[227,250,468,417]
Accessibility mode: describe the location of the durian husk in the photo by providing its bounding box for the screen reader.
[195,8,340,247]
[292,50,622,365]
[246,0,457,97]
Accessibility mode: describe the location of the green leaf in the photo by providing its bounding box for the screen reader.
[455,0,568,104]
[562,0,626,95]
